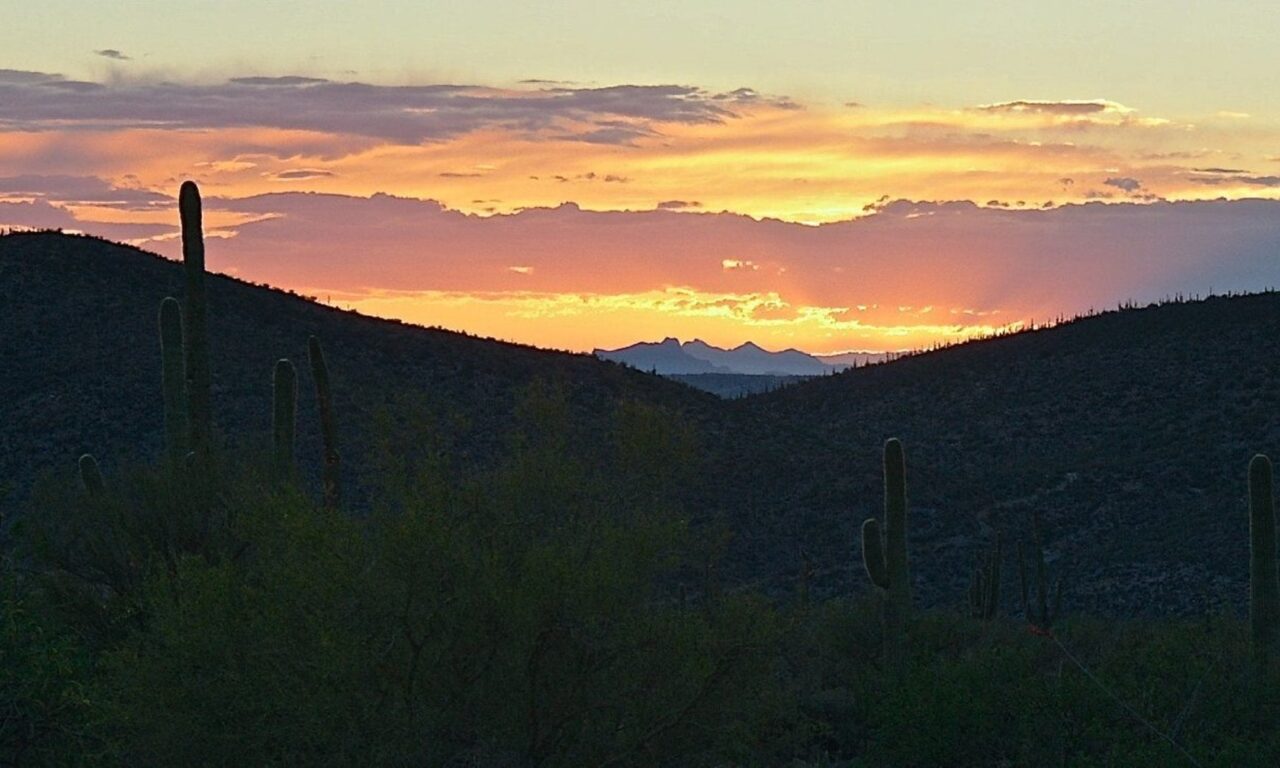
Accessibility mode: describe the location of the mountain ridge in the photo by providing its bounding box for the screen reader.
[596,336,839,376]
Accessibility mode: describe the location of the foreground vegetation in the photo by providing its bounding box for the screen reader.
[4,403,1280,766]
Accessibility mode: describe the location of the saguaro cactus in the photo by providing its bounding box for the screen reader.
[179,181,212,454]
[78,454,104,497]
[158,297,188,459]
[272,359,298,482]
[862,438,912,648]
[968,532,1002,620]
[1019,513,1062,631]
[308,336,340,509]
[1249,453,1279,665]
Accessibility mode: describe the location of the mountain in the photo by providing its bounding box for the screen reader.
[592,337,727,374]
[682,339,831,375]
[5,231,1280,615]
[596,337,832,376]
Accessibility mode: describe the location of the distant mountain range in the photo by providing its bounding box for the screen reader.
[594,338,888,376]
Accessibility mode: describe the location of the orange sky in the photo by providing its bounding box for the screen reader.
[2,73,1279,353]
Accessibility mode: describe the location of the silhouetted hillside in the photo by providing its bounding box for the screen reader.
[4,231,1278,615]
[710,292,1280,614]
[668,372,814,398]
[0,232,716,513]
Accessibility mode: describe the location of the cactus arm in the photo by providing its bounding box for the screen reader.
[1017,541,1029,619]
[1051,577,1063,628]
[272,359,297,482]
[1032,514,1049,626]
[78,454,104,496]
[986,532,1002,620]
[308,336,341,509]
[861,518,888,589]
[883,438,910,613]
[1249,454,1279,664]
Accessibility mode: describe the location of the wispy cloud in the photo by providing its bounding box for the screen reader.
[976,99,1130,116]
[0,71,786,145]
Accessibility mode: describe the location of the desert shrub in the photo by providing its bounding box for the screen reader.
[15,386,788,766]
[0,562,99,766]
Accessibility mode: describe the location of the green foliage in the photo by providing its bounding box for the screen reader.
[157,297,188,460]
[271,358,297,482]
[1249,453,1278,666]
[307,335,341,510]
[17,388,796,766]
[178,181,211,456]
[15,435,1280,765]
[0,564,99,765]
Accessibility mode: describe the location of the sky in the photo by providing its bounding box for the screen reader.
[2,2,1279,353]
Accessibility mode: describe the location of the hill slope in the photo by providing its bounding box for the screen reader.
[0,232,716,512]
[4,231,1279,615]
[709,293,1280,614]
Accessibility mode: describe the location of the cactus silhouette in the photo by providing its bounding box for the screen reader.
[968,533,1002,620]
[78,454,104,497]
[1249,453,1278,666]
[861,438,911,655]
[158,297,188,459]
[308,336,341,509]
[272,359,298,482]
[1019,513,1062,631]
[179,181,212,455]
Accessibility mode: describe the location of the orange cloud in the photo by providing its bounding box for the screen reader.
[4,72,1280,352]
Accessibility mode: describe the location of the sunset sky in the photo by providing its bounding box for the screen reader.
[3,2,1280,353]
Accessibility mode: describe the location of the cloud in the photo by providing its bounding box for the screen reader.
[0,198,170,240]
[269,169,335,180]
[0,174,169,209]
[0,72,789,146]
[13,191,1280,350]
[93,49,131,61]
[1187,172,1280,187]
[229,76,328,86]
[0,69,62,84]
[657,200,701,210]
[976,99,1130,116]
[1103,176,1143,193]
[140,192,1280,308]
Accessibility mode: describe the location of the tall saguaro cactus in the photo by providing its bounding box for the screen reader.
[272,359,298,482]
[1249,453,1278,666]
[968,533,1002,620]
[1019,513,1062,631]
[308,336,341,509]
[179,181,212,454]
[862,438,912,651]
[158,297,188,459]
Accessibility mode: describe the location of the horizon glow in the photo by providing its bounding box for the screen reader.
[2,5,1279,353]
